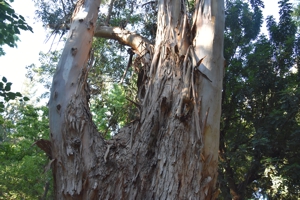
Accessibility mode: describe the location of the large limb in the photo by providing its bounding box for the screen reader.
[94,26,152,56]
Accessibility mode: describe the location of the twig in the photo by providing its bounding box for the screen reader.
[60,0,68,17]
[119,48,134,84]
[104,144,112,163]
[105,0,115,25]
[140,1,156,7]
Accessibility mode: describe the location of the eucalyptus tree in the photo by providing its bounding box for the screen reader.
[31,0,154,136]
[35,0,225,199]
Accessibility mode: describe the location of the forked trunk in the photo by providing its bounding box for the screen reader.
[45,0,224,199]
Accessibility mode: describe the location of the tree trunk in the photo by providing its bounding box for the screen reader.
[46,0,224,199]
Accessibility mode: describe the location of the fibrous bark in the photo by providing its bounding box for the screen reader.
[41,0,225,199]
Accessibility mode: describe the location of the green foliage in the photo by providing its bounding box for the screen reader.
[0,76,29,113]
[224,0,262,61]
[88,37,140,137]
[0,105,53,199]
[220,0,300,199]
[25,50,60,99]
[292,2,300,28]
[91,83,138,138]
[33,0,74,39]
[0,0,33,56]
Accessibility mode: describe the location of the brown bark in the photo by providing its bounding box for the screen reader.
[45,0,225,199]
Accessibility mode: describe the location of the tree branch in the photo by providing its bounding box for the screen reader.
[94,26,153,56]
[119,48,134,83]
[105,0,115,25]
[140,1,156,7]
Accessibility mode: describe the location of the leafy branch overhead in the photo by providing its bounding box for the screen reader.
[0,76,29,112]
[0,0,33,56]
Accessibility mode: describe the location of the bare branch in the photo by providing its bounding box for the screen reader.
[60,0,68,17]
[140,1,156,7]
[119,48,134,84]
[105,0,115,25]
[94,26,152,56]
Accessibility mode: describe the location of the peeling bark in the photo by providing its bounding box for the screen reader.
[46,0,224,199]
[94,26,153,56]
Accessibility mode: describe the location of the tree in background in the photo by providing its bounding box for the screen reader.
[292,0,300,28]
[0,1,50,199]
[220,0,300,199]
[0,104,53,199]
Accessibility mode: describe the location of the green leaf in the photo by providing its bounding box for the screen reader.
[19,14,25,21]
[4,84,11,91]
[18,24,28,31]
[11,13,18,19]
[23,96,30,101]
[4,82,12,91]
[7,92,16,100]
[2,76,7,83]
[13,26,20,34]
[4,96,9,101]
[15,92,22,97]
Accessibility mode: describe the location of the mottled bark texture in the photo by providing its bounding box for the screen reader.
[43,0,225,199]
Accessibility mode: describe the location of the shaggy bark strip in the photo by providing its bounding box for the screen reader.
[42,0,224,199]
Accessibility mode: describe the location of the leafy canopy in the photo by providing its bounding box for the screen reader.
[0,0,33,56]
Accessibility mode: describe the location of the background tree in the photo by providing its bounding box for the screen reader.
[219,0,300,199]
[0,104,53,199]
[0,1,51,199]
[292,1,300,28]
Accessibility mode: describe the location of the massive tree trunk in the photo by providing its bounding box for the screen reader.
[43,0,224,199]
